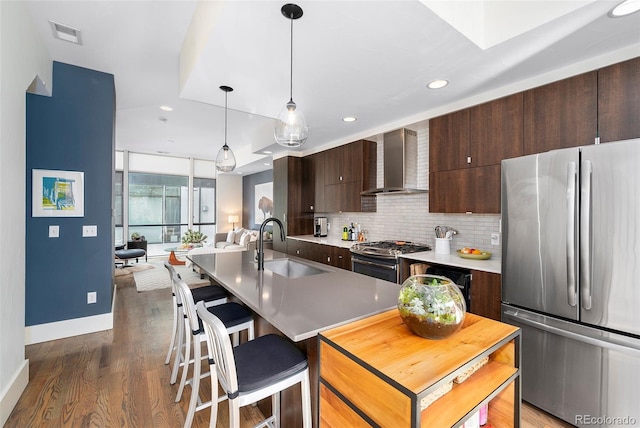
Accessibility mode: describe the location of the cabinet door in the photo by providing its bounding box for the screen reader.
[523,71,598,154]
[469,93,524,167]
[332,247,352,270]
[429,165,500,214]
[470,270,501,321]
[324,145,346,185]
[309,152,327,212]
[429,109,470,172]
[598,57,640,143]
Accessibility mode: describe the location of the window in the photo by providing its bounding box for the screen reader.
[115,171,123,244]
[193,177,216,241]
[128,172,189,244]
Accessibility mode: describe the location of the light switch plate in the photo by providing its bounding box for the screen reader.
[82,225,97,237]
[87,292,97,304]
[49,225,59,238]
[491,233,500,246]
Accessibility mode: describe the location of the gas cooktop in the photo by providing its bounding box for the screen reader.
[350,240,432,258]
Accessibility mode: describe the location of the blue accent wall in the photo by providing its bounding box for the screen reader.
[25,62,115,326]
[243,170,273,229]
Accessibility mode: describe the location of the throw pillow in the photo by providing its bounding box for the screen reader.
[226,230,235,244]
[216,242,229,249]
[234,228,245,244]
[239,231,251,247]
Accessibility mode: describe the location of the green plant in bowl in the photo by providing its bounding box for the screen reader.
[398,274,466,339]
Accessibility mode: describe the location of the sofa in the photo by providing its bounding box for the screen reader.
[213,228,261,252]
[185,228,262,270]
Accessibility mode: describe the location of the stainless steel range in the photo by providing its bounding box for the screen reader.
[350,240,431,283]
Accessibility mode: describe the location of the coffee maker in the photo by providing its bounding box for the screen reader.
[314,217,328,237]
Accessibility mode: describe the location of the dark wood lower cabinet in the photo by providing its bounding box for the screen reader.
[470,270,501,321]
[286,239,352,271]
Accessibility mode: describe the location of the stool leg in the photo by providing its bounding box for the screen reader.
[165,296,178,365]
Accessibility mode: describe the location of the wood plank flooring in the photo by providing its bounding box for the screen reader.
[5,266,574,427]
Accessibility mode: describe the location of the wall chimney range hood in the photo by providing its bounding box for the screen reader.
[361,128,428,195]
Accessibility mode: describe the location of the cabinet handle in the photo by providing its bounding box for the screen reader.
[467,156,472,164]
[339,175,343,181]
[296,249,300,255]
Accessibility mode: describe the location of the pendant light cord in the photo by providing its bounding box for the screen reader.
[224,90,228,145]
[289,13,294,102]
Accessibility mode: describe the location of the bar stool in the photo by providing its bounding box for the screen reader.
[174,274,255,428]
[163,262,228,385]
[196,300,312,428]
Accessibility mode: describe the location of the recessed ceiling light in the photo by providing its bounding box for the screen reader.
[264,162,271,166]
[160,105,173,111]
[49,20,82,45]
[609,0,640,17]
[342,116,357,123]
[427,79,449,89]
[263,150,272,154]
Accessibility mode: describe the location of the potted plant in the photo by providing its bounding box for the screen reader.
[130,232,141,241]
[181,229,207,248]
[397,274,466,339]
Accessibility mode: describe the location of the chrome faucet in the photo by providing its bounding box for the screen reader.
[257,217,285,270]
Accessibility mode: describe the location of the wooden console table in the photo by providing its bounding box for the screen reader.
[319,310,521,427]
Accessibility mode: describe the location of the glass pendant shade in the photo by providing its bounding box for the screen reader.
[215,143,236,172]
[215,85,236,172]
[275,3,307,147]
[275,99,308,147]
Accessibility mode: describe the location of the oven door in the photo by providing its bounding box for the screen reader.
[351,253,399,283]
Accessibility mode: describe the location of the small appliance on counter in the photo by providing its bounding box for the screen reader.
[314,217,328,237]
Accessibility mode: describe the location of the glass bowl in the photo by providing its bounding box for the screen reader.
[397,274,466,339]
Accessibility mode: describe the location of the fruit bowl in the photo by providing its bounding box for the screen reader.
[456,249,492,260]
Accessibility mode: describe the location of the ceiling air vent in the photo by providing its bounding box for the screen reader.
[49,20,82,45]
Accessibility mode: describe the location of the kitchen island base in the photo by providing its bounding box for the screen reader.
[319,310,521,427]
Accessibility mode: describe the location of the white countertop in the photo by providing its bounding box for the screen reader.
[289,235,501,274]
[400,251,501,274]
[288,234,357,249]
[188,250,400,342]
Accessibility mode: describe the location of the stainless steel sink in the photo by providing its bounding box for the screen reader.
[263,258,328,278]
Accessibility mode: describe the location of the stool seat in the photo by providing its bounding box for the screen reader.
[192,285,228,303]
[115,248,146,265]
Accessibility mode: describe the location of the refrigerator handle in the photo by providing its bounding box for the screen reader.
[566,162,577,307]
[580,160,593,310]
[503,310,640,357]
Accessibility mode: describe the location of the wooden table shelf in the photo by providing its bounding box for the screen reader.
[319,310,521,427]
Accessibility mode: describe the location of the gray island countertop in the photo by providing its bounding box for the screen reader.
[188,249,401,342]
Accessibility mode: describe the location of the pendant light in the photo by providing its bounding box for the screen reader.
[274,3,308,147]
[216,85,236,172]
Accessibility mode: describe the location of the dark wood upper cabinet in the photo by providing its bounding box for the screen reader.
[598,56,640,143]
[319,140,376,213]
[429,165,500,214]
[523,71,598,154]
[429,109,470,172]
[273,157,313,252]
[469,93,524,166]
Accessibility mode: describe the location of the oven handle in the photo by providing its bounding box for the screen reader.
[352,258,397,270]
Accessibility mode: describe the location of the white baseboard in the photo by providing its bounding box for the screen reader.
[25,284,118,345]
[0,359,29,427]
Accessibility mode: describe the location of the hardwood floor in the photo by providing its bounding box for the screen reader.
[6,267,574,427]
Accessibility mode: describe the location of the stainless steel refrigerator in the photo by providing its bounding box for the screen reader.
[501,139,640,428]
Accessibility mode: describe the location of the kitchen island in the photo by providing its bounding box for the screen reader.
[188,249,402,427]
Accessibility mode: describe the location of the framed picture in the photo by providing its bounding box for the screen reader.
[254,182,273,224]
[32,169,85,217]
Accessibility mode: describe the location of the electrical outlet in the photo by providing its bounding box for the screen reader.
[87,292,97,304]
[49,225,59,238]
[491,233,500,246]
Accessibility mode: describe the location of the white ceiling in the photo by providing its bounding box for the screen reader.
[24,0,640,175]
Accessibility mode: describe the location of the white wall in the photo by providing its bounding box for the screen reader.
[0,1,51,424]
[216,174,243,233]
